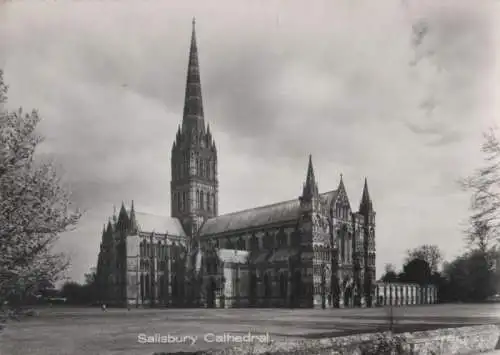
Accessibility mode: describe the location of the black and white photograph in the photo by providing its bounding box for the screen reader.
[0,0,499,354]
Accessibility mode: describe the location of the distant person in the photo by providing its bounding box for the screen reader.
[101,303,107,311]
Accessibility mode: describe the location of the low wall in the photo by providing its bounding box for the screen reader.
[155,324,500,355]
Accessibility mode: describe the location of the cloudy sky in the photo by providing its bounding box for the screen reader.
[1,0,499,283]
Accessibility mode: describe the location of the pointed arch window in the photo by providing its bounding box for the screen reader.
[237,237,245,251]
[196,189,200,209]
[200,190,204,210]
[206,191,210,211]
[250,235,258,251]
[157,241,162,259]
[339,228,345,262]
[139,240,145,258]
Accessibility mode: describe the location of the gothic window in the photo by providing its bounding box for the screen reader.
[206,192,210,211]
[279,273,288,298]
[250,235,258,251]
[262,233,271,249]
[207,159,212,179]
[182,192,187,211]
[291,230,300,247]
[340,229,345,262]
[240,237,247,250]
[348,232,352,263]
[200,191,204,210]
[200,159,204,177]
[277,229,286,247]
[212,193,216,211]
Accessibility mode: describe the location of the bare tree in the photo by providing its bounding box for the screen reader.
[467,219,494,256]
[0,69,81,309]
[406,244,443,273]
[461,128,500,252]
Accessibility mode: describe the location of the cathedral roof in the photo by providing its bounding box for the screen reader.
[321,189,339,206]
[199,190,338,236]
[134,212,186,237]
[200,199,300,236]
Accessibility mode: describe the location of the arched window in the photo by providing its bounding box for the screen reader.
[250,235,259,251]
[145,274,150,299]
[279,273,288,298]
[206,191,210,211]
[340,228,345,262]
[212,193,216,211]
[264,273,271,298]
[207,159,212,178]
[200,159,204,177]
[237,238,245,250]
[200,191,204,210]
[262,233,271,250]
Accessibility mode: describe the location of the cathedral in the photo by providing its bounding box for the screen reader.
[95,20,382,309]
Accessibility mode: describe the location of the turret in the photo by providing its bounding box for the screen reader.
[129,200,138,234]
[116,202,130,233]
[299,154,320,212]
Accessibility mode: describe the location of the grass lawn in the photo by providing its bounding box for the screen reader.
[1,304,499,355]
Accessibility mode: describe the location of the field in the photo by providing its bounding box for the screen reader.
[1,304,500,355]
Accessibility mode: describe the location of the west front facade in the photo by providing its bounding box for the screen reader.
[95,20,435,309]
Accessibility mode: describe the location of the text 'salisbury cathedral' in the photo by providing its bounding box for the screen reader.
[96,20,438,309]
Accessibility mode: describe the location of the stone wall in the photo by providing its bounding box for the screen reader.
[163,324,500,355]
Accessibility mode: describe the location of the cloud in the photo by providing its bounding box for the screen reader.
[0,0,497,282]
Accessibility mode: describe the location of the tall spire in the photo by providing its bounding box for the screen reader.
[112,205,117,224]
[302,154,319,200]
[359,177,373,212]
[182,17,204,133]
[129,200,138,233]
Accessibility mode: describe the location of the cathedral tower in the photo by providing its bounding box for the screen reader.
[171,19,218,238]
